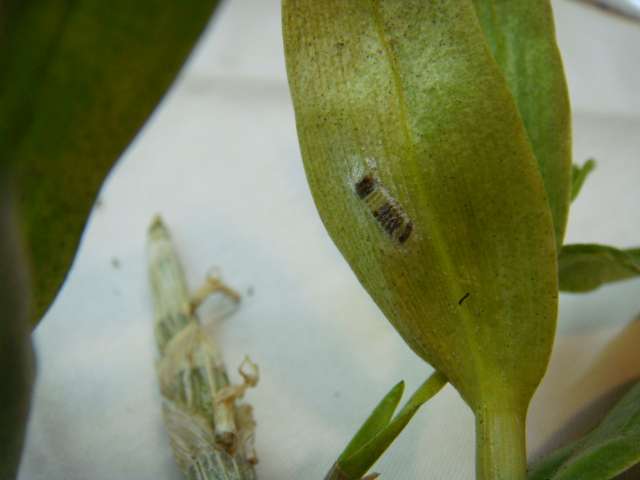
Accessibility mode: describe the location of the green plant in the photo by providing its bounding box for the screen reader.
[2,1,640,479]
[0,1,221,478]
[282,0,640,479]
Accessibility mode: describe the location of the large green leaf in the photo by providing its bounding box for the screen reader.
[528,380,640,480]
[284,1,558,477]
[471,0,573,251]
[559,244,640,293]
[1,0,221,323]
[0,2,220,477]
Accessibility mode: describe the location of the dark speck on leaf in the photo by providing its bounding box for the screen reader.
[458,292,470,305]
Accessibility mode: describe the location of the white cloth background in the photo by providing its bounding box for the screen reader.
[17,1,640,479]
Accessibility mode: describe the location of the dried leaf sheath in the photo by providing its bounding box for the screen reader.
[147,217,258,480]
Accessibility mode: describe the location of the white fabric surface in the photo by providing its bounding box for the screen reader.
[17,1,640,478]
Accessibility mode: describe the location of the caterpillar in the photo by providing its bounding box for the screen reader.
[355,173,413,244]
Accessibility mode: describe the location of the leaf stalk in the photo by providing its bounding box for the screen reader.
[475,405,527,480]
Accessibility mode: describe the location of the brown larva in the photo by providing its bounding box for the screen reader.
[355,173,413,244]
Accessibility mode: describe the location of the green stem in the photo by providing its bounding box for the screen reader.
[475,405,527,480]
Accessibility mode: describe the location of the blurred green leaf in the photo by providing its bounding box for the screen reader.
[559,244,640,293]
[472,0,572,250]
[571,159,596,202]
[1,0,221,324]
[528,379,640,480]
[0,170,35,480]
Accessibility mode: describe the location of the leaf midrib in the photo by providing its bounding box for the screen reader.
[368,0,485,398]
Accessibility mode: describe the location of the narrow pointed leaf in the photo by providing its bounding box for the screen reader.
[340,407,421,480]
[336,373,447,480]
[528,380,640,480]
[395,371,447,419]
[283,0,558,420]
[558,244,640,293]
[1,0,221,323]
[472,0,573,250]
[338,381,405,464]
[571,159,596,202]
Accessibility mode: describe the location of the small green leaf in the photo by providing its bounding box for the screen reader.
[1,0,221,324]
[335,372,448,480]
[571,159,596,202]
[338,381,405,464]
[340,406,420,480]
[394,371,448,419]
[472,0,573,250]
[558,244,640,293]
[528,380,640,480]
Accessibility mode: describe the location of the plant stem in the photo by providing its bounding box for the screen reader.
[148,217,258,480]
[475,404,527,480]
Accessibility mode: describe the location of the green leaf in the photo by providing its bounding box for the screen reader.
[528,380,640,480]
[335,372,447,480]
[338,381,405,465]
[340,407,420,480]
[284,2,559,477]
[471,0,573,251]
[558,244,640,293]
[571,159,596,202]
[284,0,557,427]
[0,0,221,324]
[395,371,447,419]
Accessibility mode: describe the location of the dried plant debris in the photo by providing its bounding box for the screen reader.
[148,217,258,480]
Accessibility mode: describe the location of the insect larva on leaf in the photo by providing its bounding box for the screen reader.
[355,173,413,244]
